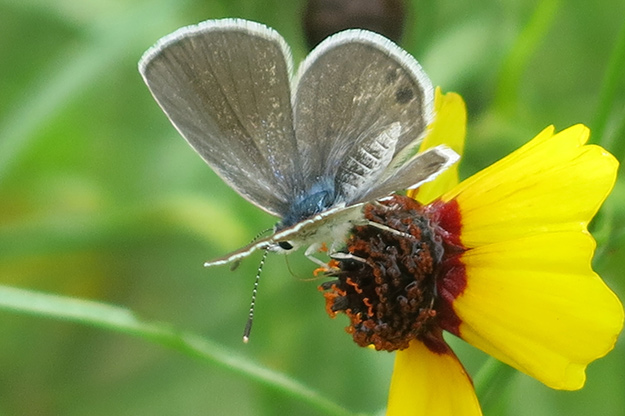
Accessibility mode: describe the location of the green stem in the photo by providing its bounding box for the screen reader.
[493,0,561,116]
[473,356,504,398]
[593,19,625,149]
[473,357,517,415]
[0,284,362,416]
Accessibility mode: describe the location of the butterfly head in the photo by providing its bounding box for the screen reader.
[267,239,297,254]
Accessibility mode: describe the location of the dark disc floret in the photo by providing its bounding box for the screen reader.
[320,194,465,352]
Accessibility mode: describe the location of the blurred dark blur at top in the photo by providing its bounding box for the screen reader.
[302,0,407,50]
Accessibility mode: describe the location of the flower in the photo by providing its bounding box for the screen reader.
[320,88,624,415]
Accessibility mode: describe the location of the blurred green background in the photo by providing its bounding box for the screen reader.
[1,0,624,415]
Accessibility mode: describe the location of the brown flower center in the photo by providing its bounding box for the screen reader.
[320,194,452,351]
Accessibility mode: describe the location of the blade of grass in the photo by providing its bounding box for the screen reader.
[473,356,517,416]
[0,284,362,416]
[593,19,625,152]
[493,0,560,116]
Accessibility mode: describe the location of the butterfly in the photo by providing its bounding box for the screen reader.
[139,18,458,268]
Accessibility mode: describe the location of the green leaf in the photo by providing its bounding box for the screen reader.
[0,284,362,416]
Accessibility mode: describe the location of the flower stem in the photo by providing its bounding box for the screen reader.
[593,19,625,152]
[0,284,361,416]
[493,0,560,116]
[473,357,517,415]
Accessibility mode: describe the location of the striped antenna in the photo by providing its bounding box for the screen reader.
[243,247,269,343]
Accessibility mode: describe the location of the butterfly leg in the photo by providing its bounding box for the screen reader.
[363,219,418,241]
[329,251,368,263]
[304,243,332,268]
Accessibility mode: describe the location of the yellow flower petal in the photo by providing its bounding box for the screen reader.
[454,231,624,390]
[442,124,618,247]
[437,125,623,389]
[387,340,482,416]
[409,88,467,204]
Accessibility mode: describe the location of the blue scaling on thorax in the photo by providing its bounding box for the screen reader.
[277,177,337,230]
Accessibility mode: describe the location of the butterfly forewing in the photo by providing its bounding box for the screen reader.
[292,30,435,203]
[139,19,302,217]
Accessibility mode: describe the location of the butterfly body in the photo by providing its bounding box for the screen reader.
[278,177,337,230]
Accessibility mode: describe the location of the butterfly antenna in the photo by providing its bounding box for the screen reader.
[243,247,269,343]
[253,227,274,241]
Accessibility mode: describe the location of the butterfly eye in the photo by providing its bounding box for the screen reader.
[278,241,294,250]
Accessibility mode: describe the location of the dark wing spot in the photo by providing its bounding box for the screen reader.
[395,87,414,104]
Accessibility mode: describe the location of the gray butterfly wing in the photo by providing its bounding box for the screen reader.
[354,145,459,203]
[293,30,435,204]
[139,19,302,217]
